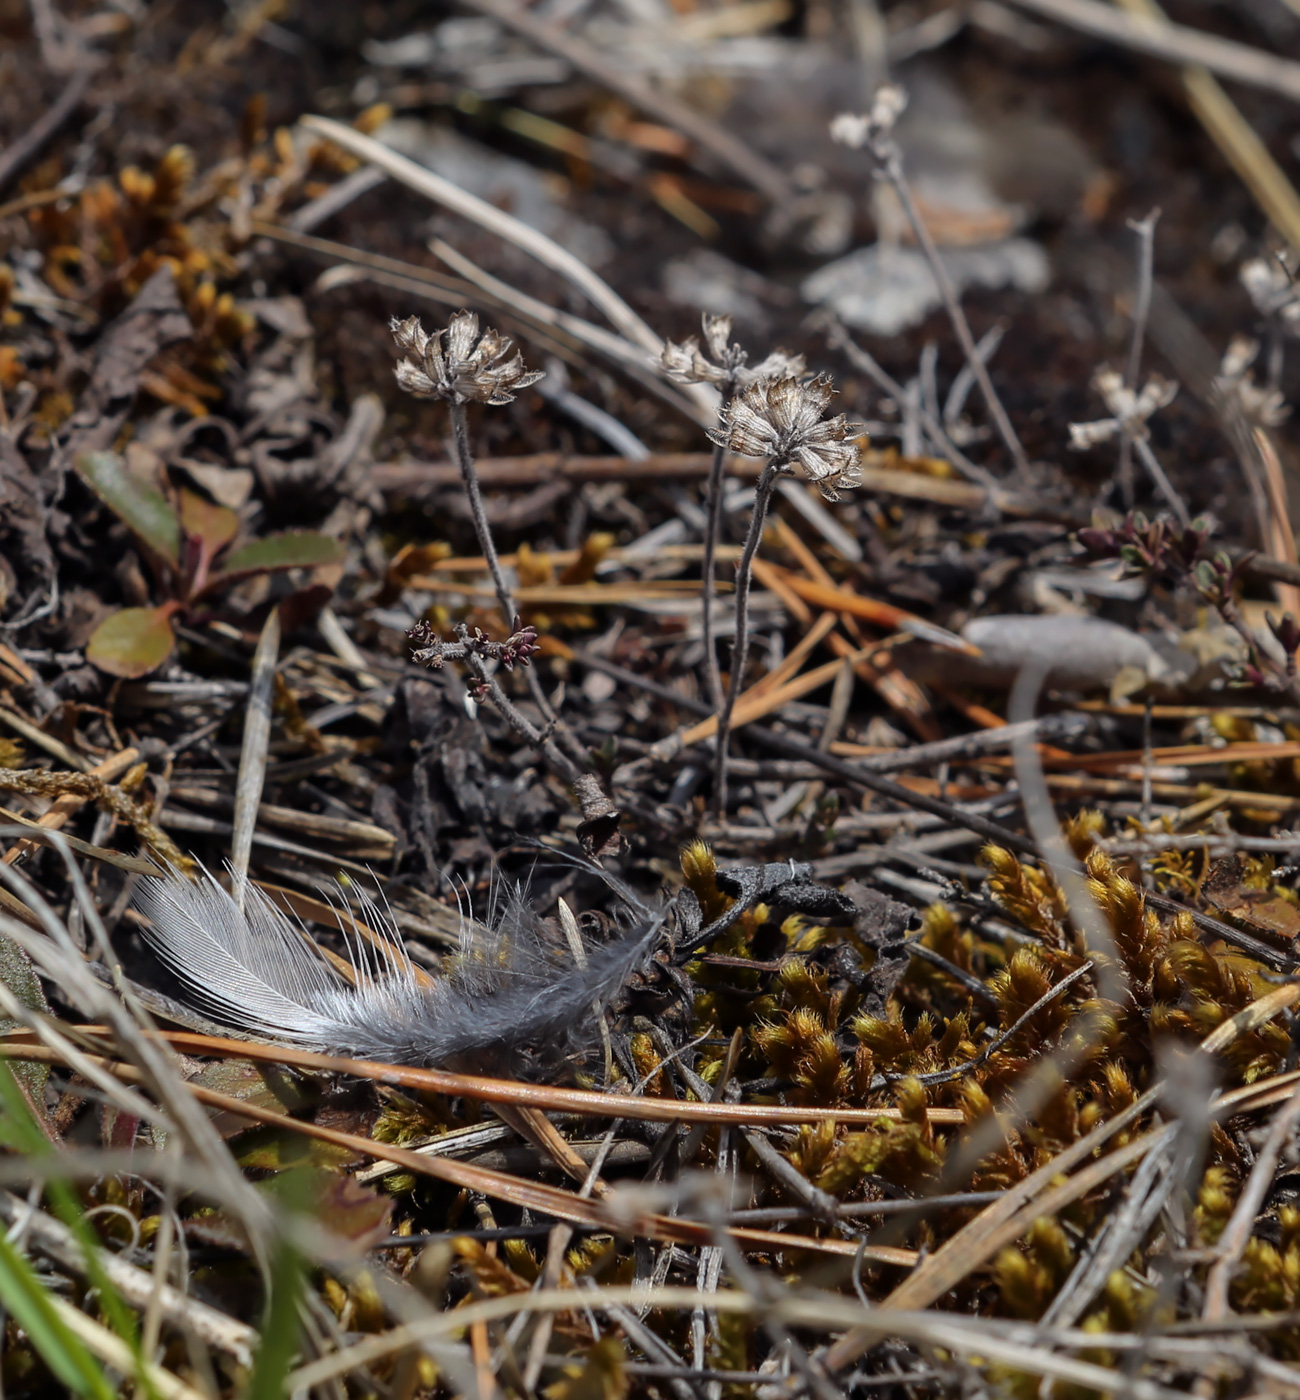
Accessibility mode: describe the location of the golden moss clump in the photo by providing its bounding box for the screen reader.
[815,1077,943,1194]
[994,1216,1074,1319]
[754,1005,849,1104]
[982,844,1069,944]
[1195,1165,1237,1246]
[681,840,729,924]
[669,820,1298,1363]
[1232,1206,1300,1323]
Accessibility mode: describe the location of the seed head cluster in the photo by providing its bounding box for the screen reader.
[391,310,544,406]
[709,373,865,500]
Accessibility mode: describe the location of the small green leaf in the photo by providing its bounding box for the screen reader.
[213,531,344,584]
[233,1125,359,1172]
[178,488,239,557]
[246,1171,312,1400]
[85,606,177,678]
[74,451,179,565]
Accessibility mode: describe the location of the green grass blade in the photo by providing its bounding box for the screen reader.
[0,1229,116,1400]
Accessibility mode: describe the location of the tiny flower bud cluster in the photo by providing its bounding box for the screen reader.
[708,373,865,500]
[829,83,909,154]
[408,617,540,672]
[391,311,544,406]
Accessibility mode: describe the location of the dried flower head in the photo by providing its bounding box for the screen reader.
[1068,367,1177,450]
[709,373,864,500]
[659,312,746,386]
[1216,336,1289,428]
[1240,255,1300,328]
[391,311,544,405]
[829,83,909,153]
[659,313,807,389]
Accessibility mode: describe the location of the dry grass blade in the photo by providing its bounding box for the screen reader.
[284,1285,1192,1400]
[0,1189,256,1367]
[0,1040,915,1263]
[1108,0,1300,250]
[302,116,665,356]
[0,706,90,771]
[0,811,159,875]
[40,1291,209,1400]
[824,979,1300,1369]
[1002,0,1300,104]
[1203,1088,1300,1321]
[459,0,792,203]
[230,606,280,901]
[6,1029,968,1127]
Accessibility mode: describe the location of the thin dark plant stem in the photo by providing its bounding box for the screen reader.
[871,144,1029,476]
[700,394,736,711]
[825,322,998,494]
[462,654,580,786]
[713,462,783,815]
[1132,437,1191,527]
[447,400,592,770]
[449,401,519,628]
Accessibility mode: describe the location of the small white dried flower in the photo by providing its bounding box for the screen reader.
[1240,256,1300,327]
[659,312,747,386]
[701,313,733,366]
[390,310,544,405]
[709,373,864,500]
[1216,335,1290,427]
[659,315,807,392]
[1068,366,1177,449]
[829,83,909,153]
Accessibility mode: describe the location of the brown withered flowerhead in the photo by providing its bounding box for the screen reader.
[391,311,544,405]
[659,312,806,389]
[709,373,864,500]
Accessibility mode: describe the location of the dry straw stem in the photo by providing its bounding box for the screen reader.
[1202,1083,1300,1322]
[284,1284,1191,1400]
[0,1042,913,1265]
[456,0,792,204]
[302,117,666,358]
[40,1290,208,1400]
[823,978,1300,1370]
[15,1028,966,1128]
[1107,0,1300,253]
[1002,0,1300,106]
[1253,425,1300,616]
[0,703,90,769]
[230,604,279,902]
[0,1189,256,1367]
